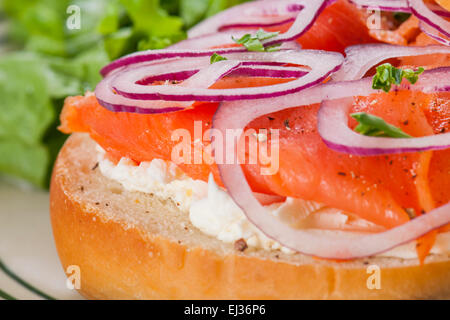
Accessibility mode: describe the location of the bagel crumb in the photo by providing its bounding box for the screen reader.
[234,238,248,252]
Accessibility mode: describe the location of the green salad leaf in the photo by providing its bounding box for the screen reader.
[0,0,251,188]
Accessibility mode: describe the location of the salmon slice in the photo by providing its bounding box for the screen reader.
[59,80,449,231]
[400,33,450,68]
[423,92,450,207]
[368,15,421,46]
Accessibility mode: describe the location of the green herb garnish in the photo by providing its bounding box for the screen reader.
[232,29,280,52]
[372,63,424,93]
[351,112,412,138]
[393,12,411,23]
[210,53,228,64]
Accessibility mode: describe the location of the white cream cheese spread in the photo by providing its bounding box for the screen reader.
[97,146,450,259]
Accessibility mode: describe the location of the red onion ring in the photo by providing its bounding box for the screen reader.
[168,32,247,50]
[188,1,301,38]
[349,0,411,12]
[100,47,245,77]
[97,57,231,113]
[188,0,327,43]
[322,44,450,156]
[349,0,450,17]
[419,21,450,45]
[169,32,303,51]
[218,17,297,32]
[137,65,308,85]
[409,0,450,39]
[318,77,450,155]
[333,44,450,81]
[101,42,301,77]
[213,67,450,259]
[95,72,189,114]
[99,50,342,106]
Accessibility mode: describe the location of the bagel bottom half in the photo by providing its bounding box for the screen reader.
[50,133,450,299]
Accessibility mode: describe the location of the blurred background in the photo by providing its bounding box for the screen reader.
[0,0,249,300]
[0,0,249,190]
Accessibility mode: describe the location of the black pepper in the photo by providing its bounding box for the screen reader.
[284,119,291,130]
[234,238,248,252]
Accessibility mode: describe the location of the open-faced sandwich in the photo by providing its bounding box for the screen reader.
[50,0,450,299]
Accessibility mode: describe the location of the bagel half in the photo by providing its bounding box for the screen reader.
[50,133,450,299]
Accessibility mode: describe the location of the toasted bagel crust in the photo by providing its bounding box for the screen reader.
[50,134,450,299]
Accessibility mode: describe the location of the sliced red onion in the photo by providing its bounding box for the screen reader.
[138,65,307,85]
[419,20,450,46]
[100,47,246,77]
[324,44,450,156]
[318,68,450,156]
[109,50,343,102]
[189,0,306,38]
[168,32,248,50]
[169,32,303,51]
[95,72,190,114]
[333,44,450,81]
[96,50,338,113]
[229,64,309,78]
[212,67,450,259]
[408,0,450,39]
[263,0,329,47]
[218,17,297,32]
[101,42,301,77]
[349,0,411,12]
[96,57,226,113]
[189,0,329,48]
[349,0,450,17]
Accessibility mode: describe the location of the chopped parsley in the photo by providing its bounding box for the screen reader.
[351,112,412,138]
[210,53,228,64]
[372,63,424,93]
[232,29,281,52]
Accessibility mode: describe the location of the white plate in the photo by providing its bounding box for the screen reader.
[0,181,84,300]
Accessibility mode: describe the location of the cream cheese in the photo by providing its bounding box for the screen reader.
[97,147,450,259]
[98,146,207,213]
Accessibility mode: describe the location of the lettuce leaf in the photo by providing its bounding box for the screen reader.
[0,0,249,188]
